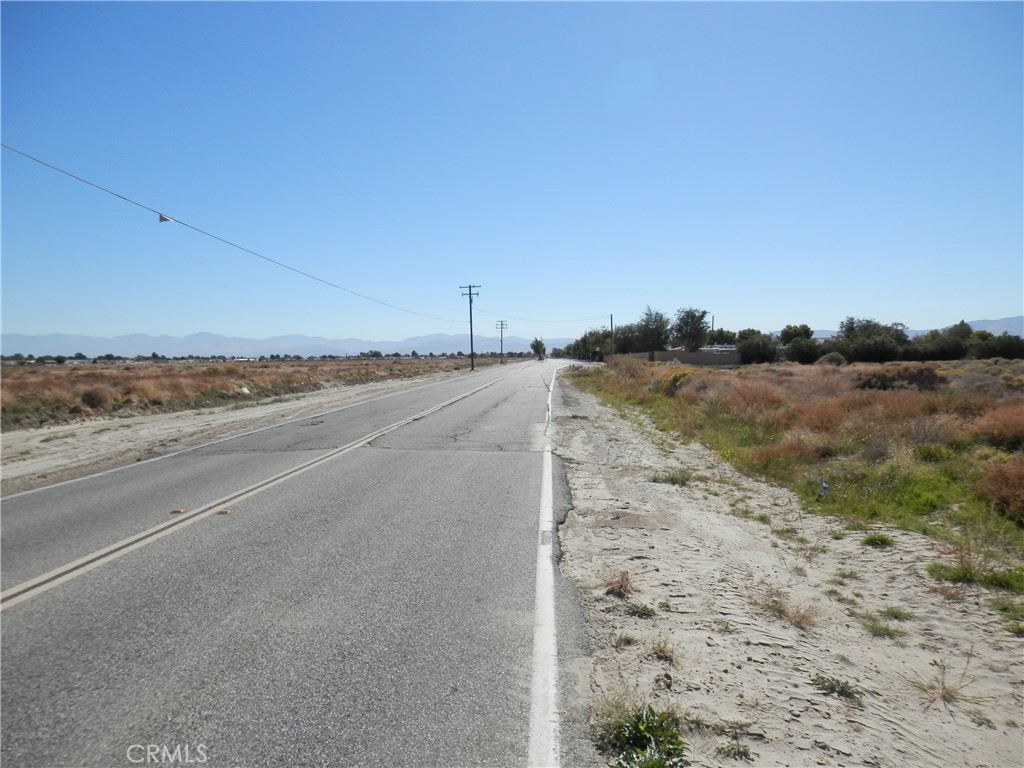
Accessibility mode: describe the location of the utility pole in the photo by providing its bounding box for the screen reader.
[610,314,614,359]
[460,284,480,370]
[496,320,508,364]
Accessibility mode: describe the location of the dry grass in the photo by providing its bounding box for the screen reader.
[752,585,822,631]
[599,570,638,599]
[1,357,492,430]
[901,650,990,714]
[570,357,1024,543]
[648,635,678,665]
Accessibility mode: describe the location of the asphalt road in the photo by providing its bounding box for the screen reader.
[1,360,598,768]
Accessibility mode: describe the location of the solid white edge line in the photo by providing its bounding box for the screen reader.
[529,366,561,767]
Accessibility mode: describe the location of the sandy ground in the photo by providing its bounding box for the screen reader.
[3,371,1023,767]
[552,379,1024,768]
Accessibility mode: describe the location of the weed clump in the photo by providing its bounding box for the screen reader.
[862,533,895,548]
[650,469,693,487]
[624,602,656,619]
[811,674,864,707]
[602,571,638,599]
[595,705,691,768]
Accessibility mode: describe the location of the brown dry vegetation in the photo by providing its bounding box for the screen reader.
[1,357,495,431]
[571,357,1024,579]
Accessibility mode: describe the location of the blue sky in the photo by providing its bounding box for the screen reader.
[3,1,1021,344]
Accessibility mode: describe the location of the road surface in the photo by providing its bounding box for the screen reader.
[1,359,598,768]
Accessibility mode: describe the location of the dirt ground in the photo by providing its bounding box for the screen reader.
[3,371,1022,767]
[552,377,1023,768]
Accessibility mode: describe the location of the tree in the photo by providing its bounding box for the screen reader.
[737,332,779,364]
[672,308,709,352]
[612,323,640,354]
[784,337,820,364]
[779,324,813,345]
[636,306,671,352]
[834,317,908,363]
[530,338,546,360]
[708,328,737,345]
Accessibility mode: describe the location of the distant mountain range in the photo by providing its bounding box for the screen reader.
[0,331,575,358]
[2,317,1020,358]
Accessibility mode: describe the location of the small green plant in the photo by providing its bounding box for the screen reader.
[753,513,772,525]
[596,705,691,768]
[878,605,915,621]
[625,602,657,619]
[966,707,997,729]
[830,530,847,540]
[811,674,864,706]
[823,588,858,605]
[650,468,693,487]
[658,600,674,612]
[860,615,908,640]
[790,565,807,577]
[772,526,799,540]
[715,740,756,762]
[862,533,895,548]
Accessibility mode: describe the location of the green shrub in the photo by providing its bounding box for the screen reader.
[596,705,691,768]
[862,533,895,548]
[650,469,693,486]
[811,674,863,706]
[625,602,657,619]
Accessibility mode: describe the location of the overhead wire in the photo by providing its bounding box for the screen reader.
[1,143,460,325]
[474,307,609,324]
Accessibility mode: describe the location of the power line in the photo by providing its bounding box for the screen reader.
[1,143,460,325]
[474,307,608,324]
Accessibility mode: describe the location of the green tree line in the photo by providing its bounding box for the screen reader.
[555,310,1023,364]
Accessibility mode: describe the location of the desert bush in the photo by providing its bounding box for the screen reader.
[976,456,1024,522]
[792,397,846,432]
[971,404,1024,451]
[816,351,847,366]
[854,363,941,391]
[81,385,114,410]
[659,367,695,396]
